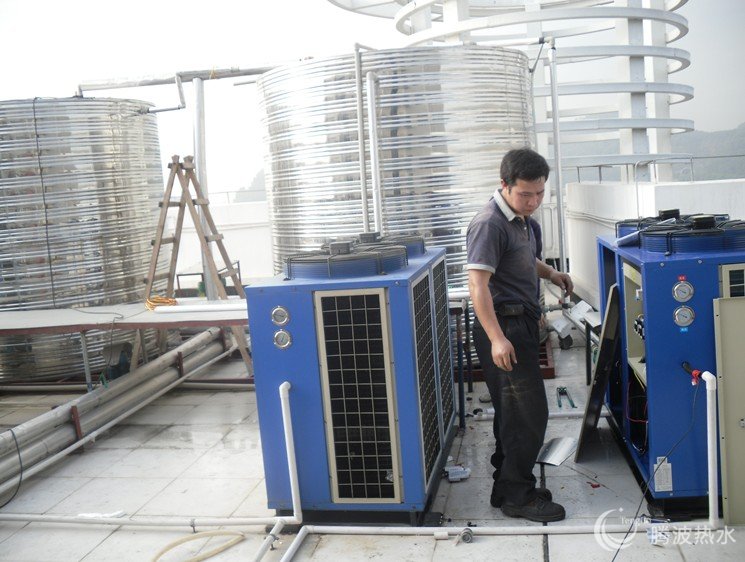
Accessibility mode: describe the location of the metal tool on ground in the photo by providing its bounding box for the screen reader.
[137,155,252,373]
[556,386,576,408]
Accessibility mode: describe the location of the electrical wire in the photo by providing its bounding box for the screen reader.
[610,381,701,562]
[0,429,23,508]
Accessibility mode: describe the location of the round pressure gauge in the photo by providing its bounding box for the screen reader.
[672,281,694,302]
[273,330,292,349]
[271,306,290,326]
[673,306,695,327]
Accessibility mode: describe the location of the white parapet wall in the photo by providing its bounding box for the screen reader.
[567,179,745,309]
[171,200,274,289]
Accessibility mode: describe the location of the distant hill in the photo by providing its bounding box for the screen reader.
[671,122,745,180]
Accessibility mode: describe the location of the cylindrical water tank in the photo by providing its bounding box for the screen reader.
[0,97,168,382]
[258,45,533,289]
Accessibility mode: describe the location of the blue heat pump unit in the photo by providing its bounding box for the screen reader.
[246,239,456,519]
[598,214,745,506]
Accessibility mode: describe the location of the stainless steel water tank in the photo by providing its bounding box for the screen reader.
[258,45,533,289]
[0,97,168,381]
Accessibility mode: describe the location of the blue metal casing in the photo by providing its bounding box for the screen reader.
[597,235,745,499]
[245,248,455,513]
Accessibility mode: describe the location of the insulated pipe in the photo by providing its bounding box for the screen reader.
[0,379,304,532]
[473,408,611,421]
[354,44,370,233]
[0,342,228,491]
[702,371,719,530]
[0,329,220,457]
[365,71,384,234]
[279,382,302,524]
[547,39,567,274]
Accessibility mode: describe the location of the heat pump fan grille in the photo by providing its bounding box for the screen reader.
[318,292,398,501]
[432,260,454,427]
[412,275,441,482]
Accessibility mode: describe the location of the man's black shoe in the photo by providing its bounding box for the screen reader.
[501,496,566,522]
[490,486,552,508]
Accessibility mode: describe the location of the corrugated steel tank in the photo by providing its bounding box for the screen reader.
[0,97,168,381]
[257,45,533,289]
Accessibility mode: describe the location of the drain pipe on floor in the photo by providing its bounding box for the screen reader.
[277,371,721,561]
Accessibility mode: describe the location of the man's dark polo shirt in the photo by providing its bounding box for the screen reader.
[466,189,540,320]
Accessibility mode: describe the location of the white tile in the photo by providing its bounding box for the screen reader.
[0,408,51,426]
[289,534,435,561]
[220,425,262,450]
[151,390,216,406]
[0,521,27,544]
[80,528,200,562]
[138,478,259,517]
[142,424,233,450]
[91,424,164,449]
[48,477,171,516]
[203,390,256,406]
[549,529,685,561]
[1,477,90,514]
[183,444,263,479]
[196,529,305,562]
[125,404,198,425]
[231,480,272,517]
[174,402,253,425]
[0,523,113,562]
[99,448,206,478]
[546,473,644,520]
[433,533,543,561]
[48,448,133,478]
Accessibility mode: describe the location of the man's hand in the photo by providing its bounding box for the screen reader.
[549,270,574,295]
[491,335,517,371]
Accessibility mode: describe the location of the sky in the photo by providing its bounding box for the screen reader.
[0,0,742,193]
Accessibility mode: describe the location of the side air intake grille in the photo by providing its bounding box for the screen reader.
[432,260,455,428]
[316,290,400,502]
[412,274,441,483]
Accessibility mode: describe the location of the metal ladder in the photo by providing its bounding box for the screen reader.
[135,154,252,372]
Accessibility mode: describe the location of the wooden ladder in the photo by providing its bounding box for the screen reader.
[135,154,252,372]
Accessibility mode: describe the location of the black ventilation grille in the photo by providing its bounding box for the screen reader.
[432,260,455,428]
[412,275,441,483]
[318,292,397,501]
[728,268,745,298]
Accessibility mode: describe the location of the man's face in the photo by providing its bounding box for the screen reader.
[501,177,546,217]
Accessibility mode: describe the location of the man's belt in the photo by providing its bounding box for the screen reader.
[496,303,524,317]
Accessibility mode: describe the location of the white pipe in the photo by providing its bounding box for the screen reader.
[547,39,567,274]
[0,344,233,496]
[279,381,302,525]
[254,520,285,562]
[365,71,384,234]
[702,371,720,530]
[0,379,304,538]
[354,45,370,232]
[280,526,310,562]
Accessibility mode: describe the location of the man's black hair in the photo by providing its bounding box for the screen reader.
[500,147,550,187]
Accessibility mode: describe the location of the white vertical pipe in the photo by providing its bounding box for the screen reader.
[365,71,384,234]
[702,371,720,530]
[279,381,303,524]
[354,45,371,232]
[193,77,217,300]
[547,40,567,274]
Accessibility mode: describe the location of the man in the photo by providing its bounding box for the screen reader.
[466,147,573,522]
